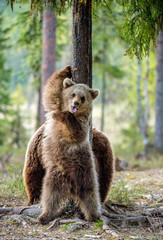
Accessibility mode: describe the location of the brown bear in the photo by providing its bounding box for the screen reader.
[23,66,114,224]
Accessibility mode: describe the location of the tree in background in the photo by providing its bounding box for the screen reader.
[16,8,70,128]
[0,9,11,148]
[16,10,42,129]
[155,29,163,153]
[10,85,28,148]
[93,7,125,132]
[41,3,56,124]
[136,57,150,155]
[144,56,149,151]
[0,9,27,151]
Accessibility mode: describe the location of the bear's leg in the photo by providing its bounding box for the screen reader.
[76,188,101,222]
[73,164,101,221]
[24,165,45,205]
[92,128,114,203]
[23,125,45,205]
[38,170,70,225]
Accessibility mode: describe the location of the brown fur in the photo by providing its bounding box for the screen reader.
[92,129,114,202]
[42,65,72,112]
[24,125,45,204]
[23,66,114,224]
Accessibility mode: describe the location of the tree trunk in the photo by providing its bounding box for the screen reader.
[36,85,41,130]
[155,29,163,152]
[40,4,56,124]
[100,72,106,132]
[100,27,107,132]
[143,56,149,153]
[137,58,144,132]
[137,57,148,154]
[72,0,92,87]
[137,57,150,155]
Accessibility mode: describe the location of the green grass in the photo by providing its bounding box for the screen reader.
[0,151,26,202]
[61,223,72,230]
[109,180,146,205]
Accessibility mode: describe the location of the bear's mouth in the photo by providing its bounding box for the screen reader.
[71,106,78,114]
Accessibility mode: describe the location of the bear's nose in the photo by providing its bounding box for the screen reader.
[74,101,79,106]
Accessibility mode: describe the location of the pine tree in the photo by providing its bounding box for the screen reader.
[0,10,11,114]
[16,10,42,128]
[0,9,11,146]
[155,29,163,152]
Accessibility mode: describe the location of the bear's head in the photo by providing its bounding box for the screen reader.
[61,78,99,116]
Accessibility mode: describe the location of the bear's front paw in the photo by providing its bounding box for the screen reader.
[53,111,65,122]
[53,111,74,123]
[64,65,72,78]
[37,213,54,225]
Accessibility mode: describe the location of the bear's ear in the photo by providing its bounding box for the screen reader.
[89,89,100,99]
[63,78,76,88]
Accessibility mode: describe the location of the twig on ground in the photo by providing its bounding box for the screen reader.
[144,208,163,218]
[153,222,163,228]
[102,208,125,219]
[104,204,119,214]
[111,203,129,208]
[47,218,61,229]
[108,216,163,227]
[59,218,86,224]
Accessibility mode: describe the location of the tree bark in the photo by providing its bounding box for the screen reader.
[155,29,163,152]
[40,3,56,124]
[100,26,107,132]
[137,57,150,154]
[143,56,149,153]
[72,0,92,87]
[36,85,41,129]
[101,72,106,132]
[137,58,144,133]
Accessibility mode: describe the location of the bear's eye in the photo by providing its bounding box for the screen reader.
[72,93,75,98]
[81,96,85,102]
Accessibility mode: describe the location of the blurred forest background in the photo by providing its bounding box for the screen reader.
[0,0,163,170]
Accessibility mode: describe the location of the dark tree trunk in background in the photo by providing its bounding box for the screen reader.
[155,29,163,152]
[41,5,56,124]
[72,0,92,87]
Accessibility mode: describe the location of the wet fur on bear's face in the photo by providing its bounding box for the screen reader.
[61,78,99,116]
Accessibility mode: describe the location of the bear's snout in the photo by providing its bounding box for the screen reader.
[74,101,79,106]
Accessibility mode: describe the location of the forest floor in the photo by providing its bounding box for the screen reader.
[0,156,163,240]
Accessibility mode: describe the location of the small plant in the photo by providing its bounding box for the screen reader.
[94,220,103,228]
[61,223,72,230]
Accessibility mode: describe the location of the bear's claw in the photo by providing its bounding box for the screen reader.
[37,214,54,225]
[65,65,72,79]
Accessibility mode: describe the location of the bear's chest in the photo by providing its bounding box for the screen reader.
[53,141,92,168]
